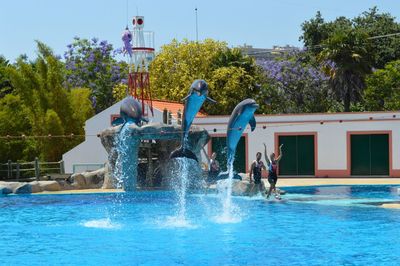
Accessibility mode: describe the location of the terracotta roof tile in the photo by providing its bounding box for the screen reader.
[150,99,207,117]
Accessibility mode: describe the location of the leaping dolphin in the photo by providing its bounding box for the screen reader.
[170,79,216,161]
[226,99,259,165]
[112,96,149,127]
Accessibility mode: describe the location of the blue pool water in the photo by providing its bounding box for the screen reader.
[1,185,399,266]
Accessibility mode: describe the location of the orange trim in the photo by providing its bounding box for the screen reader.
[194,110,399,118]
[346,130,398,177]
[208,133,249,173]
[392,170,400,177]
[274,132,318,177]
[194,117,400,125]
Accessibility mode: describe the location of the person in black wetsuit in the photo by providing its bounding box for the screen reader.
[264,143,283,199]
[249,152,266,193]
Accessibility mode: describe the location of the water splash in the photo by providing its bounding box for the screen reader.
[82,218,121,229]
[157,216,198,229]
[167,157,192,226]
[107,122,138,221]
[216,156,242,223]
[113,121,139,190]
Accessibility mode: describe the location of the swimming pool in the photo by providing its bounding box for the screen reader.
[1,185,399,265]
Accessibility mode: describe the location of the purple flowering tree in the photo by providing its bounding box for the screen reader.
[64,37,128,112]
[256,52,336,113]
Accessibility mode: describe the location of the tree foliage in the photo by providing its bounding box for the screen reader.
[353,7,400,68]
[257,52,335,113]
[64,37,128,112]
[0,55,13,97]
[319,25,373,111]
[150,39,263,114]
[364,60,400,111]
[1,42,94,162]
[301,13,375,111]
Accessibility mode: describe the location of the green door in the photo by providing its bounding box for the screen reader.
[351,135,370,175]
[211,136,246,173]
[351,134,389,176]
[278,135,315,176]
[278,136,297,175]
[298,136,315,175]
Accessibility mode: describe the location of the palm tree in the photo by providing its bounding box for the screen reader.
[318,26,373,111]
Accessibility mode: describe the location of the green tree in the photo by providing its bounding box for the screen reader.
[4,41,94,162]
[112,83,128,103]
[0,94,35,162]
[0,55,13,97]
[150,39,263,114]
[300,11,334,55]
[318,26,373,111]
[207,66,256,114]
[364,60,400,110]
[42,109,65,161]
[301,13,375,111]
[354,7,400,68]
[69,88,94,132]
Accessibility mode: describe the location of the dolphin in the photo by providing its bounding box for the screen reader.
[226,99,259,165]
[170,79,216,161]
[112,96,149,127]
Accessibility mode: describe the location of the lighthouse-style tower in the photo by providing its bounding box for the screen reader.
[123,16,155,117]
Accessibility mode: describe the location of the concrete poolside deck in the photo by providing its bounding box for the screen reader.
[35,188,124,195]
[276,178,400,187]
[34,178,400,195]
[29,178,400,209]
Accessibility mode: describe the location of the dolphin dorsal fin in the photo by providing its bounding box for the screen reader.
[249,115,256,131]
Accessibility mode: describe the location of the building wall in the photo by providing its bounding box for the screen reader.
[194,111,400,177]
[63,106,400,177]
[62,100,165,173]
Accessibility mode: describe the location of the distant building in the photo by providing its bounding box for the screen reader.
[239,44,299,60]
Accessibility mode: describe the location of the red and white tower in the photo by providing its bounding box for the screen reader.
[126,16,155,117]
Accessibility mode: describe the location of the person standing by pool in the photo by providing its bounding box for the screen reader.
[208,152,220,183]
[264,143,283,199]
[249,152,267,193]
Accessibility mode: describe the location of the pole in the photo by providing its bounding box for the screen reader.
[195,7,198,42]
[60,160,65,174]
[34,157,40,181]
[16,163,20,181]
[177,109,182,125]
[7,160,11,179]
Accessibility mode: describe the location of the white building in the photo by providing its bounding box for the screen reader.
[194,111,400,178]
[63,106,400,178]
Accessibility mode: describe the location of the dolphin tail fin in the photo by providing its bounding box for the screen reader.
[112,117,124,126]
[249,115,256,131]
[170,146,198,162]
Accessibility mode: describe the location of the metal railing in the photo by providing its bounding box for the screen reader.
[0,157,65,181]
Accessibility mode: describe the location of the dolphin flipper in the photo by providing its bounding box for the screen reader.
[170,146,198,162]
[249,115,256,131]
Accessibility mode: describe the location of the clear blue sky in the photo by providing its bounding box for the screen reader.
[1,0,399,62]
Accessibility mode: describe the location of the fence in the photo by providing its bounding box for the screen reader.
[0,157,65,181]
